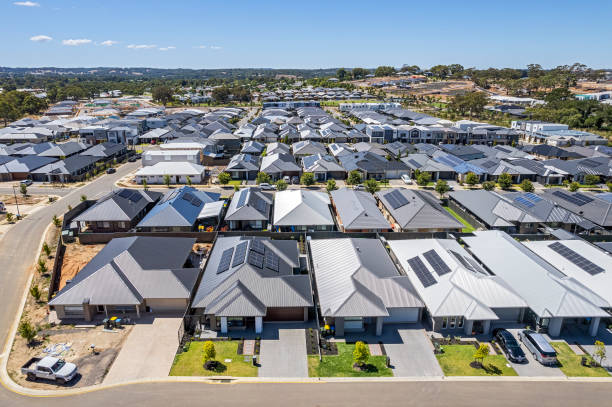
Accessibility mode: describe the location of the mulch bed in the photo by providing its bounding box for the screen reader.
[305,328,319,355]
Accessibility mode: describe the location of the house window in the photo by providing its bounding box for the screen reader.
[441,317,448,329]
[103,221,110,228]
[458,316,464,328]
[450,316,456,329]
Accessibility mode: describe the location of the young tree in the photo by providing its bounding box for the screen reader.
[364,179,380,194]
[301,172,315,186]
[186,176,192,186]
[275,179,288,191]
[163,174,171,188]
[42,242,51,258]
[607,182,612,192]
[498,173,513,190]
[465,172,479,187]
[203,341,216,363]
[18,320,37,345]
[217,172,231,185]
[233,185,240,192]
[594,340,607,366]
[473,343,490,366]
[435,179,450,197]
[20,183,28,196]
[142,179,148,190]
[353,341,370,368]
[519,179,535,192]
[568,181,580,192]
[52,215,61,228]
[416,171,432,186]
[584,174,600,186]
[482,181,496,191]
[37,258,48,274]
[347,170,362,185]
[80,194,87,202]
[256,172,271,185]
[6,212,14,223]
[29,285,41,302]
[326,179,337,192]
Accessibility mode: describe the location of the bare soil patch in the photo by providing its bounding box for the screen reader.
[59,242,105,290]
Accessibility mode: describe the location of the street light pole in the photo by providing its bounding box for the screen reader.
[12,185,21,219]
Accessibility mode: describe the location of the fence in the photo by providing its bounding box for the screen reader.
[47,232,66,302]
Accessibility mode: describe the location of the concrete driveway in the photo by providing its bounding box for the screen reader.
[505,329,565,377]
[104,316,182,383]
[258,324,308,378]
[346,324,443,377]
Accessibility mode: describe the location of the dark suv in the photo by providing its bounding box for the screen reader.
[494,329,526,363]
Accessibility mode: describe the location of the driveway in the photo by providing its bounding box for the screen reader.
[258,324,308,378]
[104,316,182,383]
[505,329,565,377]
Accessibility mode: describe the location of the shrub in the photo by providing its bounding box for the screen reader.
[353,341,370,367]
[482,181,495,191]
[364,179,380,194]
[465,172,479,186]
[568,181,580,192]
[519,179,534,192]
[347,170,362,185]
[498,173,513,189]
[275,179,288,191]
[256,172,271,185]
[416,171,432,186]
[37,258,48,274]
[301,172,315,186]
[42,242,51,258]
[30,285,41,301]
[326,179,337,192]
[52,215,61,227]
[584,174,600,186]
[18,320,36,345]
[218,172,231,185]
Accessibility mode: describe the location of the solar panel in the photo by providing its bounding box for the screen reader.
[407,256,436,287]
[232,242,248,267]
[217,247,234,274]
[580,159,601,168]
[385,189,409,210]
[248,251,264,268]
[254,199,268,213]
[423,249,452,276]
[450,250,473,270]
[523,192,542,203]
[552,190,593,207]
[182,192,195,202]
[264,250,280,272]
[251,239,266,254]
[575,193,594,205]
[496,146,511,153]
[118,189,133,199]
[514,196,535,208]
[191,197,203,207]
[549,242,604,275]
[236,190,248,208]
[129,193,143,203]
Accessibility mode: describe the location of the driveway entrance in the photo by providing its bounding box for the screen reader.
[258,324,308,377]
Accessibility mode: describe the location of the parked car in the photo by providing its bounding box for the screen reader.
[518,330,557,365]
[106,168,116,174]
[401,174,413,184]
[259,183,277,190]
[0,201,5,213]
[20,179,33,186]
[128,156,138,162]
[21,356,77,384]
[283,175,291,183]
[290,176,299,185]
[353,184,365,190]
[494,328,526,363]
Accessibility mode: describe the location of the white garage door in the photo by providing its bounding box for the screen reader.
[384,307,419,323]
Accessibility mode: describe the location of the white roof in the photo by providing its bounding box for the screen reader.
[273,190,334,226]
[134,162,205,176]
[388,239,526,320]
[198,200,225,219]
[160,142,205,150]
[463,231,609,318]
[143,150,197,156]
[523,240,612,306]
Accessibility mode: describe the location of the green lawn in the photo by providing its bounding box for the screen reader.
[443,207,476,233]
[550,342,609,377]
[308,343,393,377]
[435,345,518,376]
[169,341,258,377]
[228,180,242,186]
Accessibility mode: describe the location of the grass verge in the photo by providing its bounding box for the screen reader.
[443,206,476,233]
[550,342,609,377]
[435,345,517,376]
[308,343,393,377]
[169,341,258,377]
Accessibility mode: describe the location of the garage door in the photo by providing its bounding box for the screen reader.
[384,307,419,323]
[264,307,305,322]
[145,299,188,313]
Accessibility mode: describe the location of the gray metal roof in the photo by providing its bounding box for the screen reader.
[310,238,423,318]
[260,153,301,174]
[463,231,609,318]
[539,190,612,228]
[331,188,390,231]
[273,190,333,226]
[74,189,162,222]
[192,237,313,315]
[49,237,198,306]
[376,188,463,231]
[224,187,272,222]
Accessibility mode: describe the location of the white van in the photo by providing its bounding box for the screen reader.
[518,330,557,365]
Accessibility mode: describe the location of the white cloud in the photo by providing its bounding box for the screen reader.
[127,44,156,49]
[159,46,176,51]
[30,35,52,42]
[62,38,92,46]
[14,1,40,7]
[194,45,206,49]
[100,40,118,46]
[209,46,222,50]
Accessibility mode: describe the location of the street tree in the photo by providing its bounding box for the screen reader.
[520,179,535,192]
[568,181,580,192]
[301,172,315,186]
[326,179,337,192]
[352,341,370,368]
[217,172,231,185]
[465,172,479,187]
[347,170,362,185]
[364,179,380,194]
[416,171,432,186]
[163,174,171,188]
[256,172,271,185]
[498,173,513,190]
[435,179,450,197]
[275,179,287,191]
[482,181,496,191]
[473,343,490,366]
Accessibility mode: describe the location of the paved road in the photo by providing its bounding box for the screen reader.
[0,161,612,405]
[0,186,73,197]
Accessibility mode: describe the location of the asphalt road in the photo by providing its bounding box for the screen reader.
[0,160,611,406]
[0,187,73,197]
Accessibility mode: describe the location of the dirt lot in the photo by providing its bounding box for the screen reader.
[59,242,105,290]
[0,194,47,206]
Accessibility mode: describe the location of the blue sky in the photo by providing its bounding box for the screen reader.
[1,0,611,69]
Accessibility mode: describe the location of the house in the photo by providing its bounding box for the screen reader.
[208,132,242,155]
[292,140,327,158]
[38,141,87,159]
[353,142,387,157]
[224,187,273,230]
[138,128,172,144]
[0,156,58,181]
[376,189,463,232]
[141,150,202,166]
[401,154,456,181]
[521,144,584,161]
[540,156,612,184]
[309,238,424,336]
[259,153,301,181]
[439,144,485,161]
[449,190,595,234]
[539,190,612,232]
[463,231,609,336]
[339,151,409,180]
[134,162,206,184]
[384,141,415,158]
[30,155,100,183]
[266,142,291,156]
[388,239,527,335]
[191,237,313,334]
[301,154,346,181]
[240,141,265,155]
[73,189,162,233]
[80,142,127,162]
[330,188,391,232]
[136,187,220,232]
[225,154,260,180]
[49,237,200,321]
[273,190,334,232]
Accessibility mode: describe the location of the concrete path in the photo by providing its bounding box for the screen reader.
[104,316,182,384]
[258,325,307,378]
[243,340,255,356]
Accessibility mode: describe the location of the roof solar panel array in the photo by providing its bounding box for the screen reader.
[552,190,593,206]
[423,249,452,276]
[384,189,409,210]
[217,247,234,274]
[548,242,604,275]
[407,256,436,287]
[232,241,248,267]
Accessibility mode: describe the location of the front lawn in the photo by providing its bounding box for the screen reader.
[443,207,476,233]
[308,343,393,377]
[435,345,518,376]
[550,342,609,377]
[228,180,242,186]
[169,341,258,377]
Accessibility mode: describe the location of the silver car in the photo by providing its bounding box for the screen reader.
[518,330,557,365]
